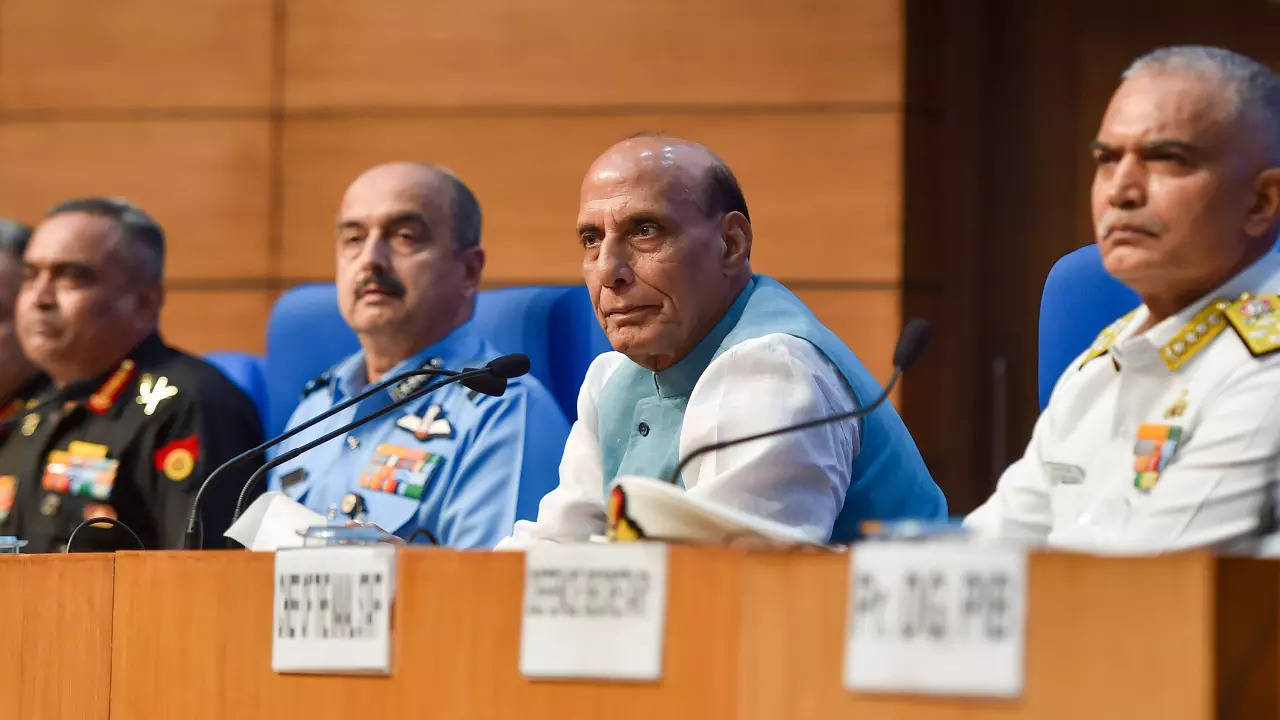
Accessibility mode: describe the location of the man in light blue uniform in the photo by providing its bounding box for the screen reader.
[503,135,945,547]
[270,163,568,548]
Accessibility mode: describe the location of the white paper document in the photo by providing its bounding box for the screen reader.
[225,491,326,551]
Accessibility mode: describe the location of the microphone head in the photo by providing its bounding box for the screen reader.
[485,353,531,379]
[892,318,933,371]
[461,373,509,398]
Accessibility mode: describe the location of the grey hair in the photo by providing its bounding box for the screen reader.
[1124,45,1280,162]
[438,168,482,252]
[0,219,32,259]
[45,196,165,282]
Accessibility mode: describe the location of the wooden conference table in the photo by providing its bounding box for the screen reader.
[1,547,1276,720]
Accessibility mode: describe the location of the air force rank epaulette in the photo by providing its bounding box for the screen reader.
[1159,299,1232,371]
[390,357,443,402]
[1225,292,1280,358]
[1079,309,1138,369]
[301,371,332,398]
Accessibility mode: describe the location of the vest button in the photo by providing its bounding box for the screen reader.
[637,422,650,437]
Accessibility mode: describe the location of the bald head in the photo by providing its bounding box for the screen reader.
[585,135,750,224]
[340,162,481,252]
[334,162,486,379]
[577,135,753,370]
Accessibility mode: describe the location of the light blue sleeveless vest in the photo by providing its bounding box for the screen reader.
[597,275,946,542]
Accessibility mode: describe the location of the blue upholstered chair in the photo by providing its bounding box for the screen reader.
[1037,244,1139,409]
[470,285,612,420]
[263,283,611,435]
[263,284,359,436]
[202,351,269,428]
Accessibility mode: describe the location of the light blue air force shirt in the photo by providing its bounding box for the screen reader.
[267,322,569,548]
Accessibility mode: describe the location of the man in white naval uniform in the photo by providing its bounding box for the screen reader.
[967,46,1280,552]
[500,134,946,547]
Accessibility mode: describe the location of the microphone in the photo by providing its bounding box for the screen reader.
[457,352,532,398]
[230,355,530,525]
[666,319,932,485]
[184,353,528,549]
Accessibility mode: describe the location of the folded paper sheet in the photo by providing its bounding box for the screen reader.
[225,491,326,551]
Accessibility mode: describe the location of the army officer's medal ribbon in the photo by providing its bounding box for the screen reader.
[0,475,14,523]
[42,441,118,500]
[1133,424,1182,492]
[154,435,199,482]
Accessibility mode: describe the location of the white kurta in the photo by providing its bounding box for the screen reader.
[966,250,1280,552]
[498,333,859,547]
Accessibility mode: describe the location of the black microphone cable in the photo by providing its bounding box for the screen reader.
[666,318,932,485]
[65,516,145,553]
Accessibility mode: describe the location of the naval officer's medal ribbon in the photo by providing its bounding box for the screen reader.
[1133,424,1182,492]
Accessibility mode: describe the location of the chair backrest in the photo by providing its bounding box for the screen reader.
[264,284,359,436]
[263,283,611,435]
[202,351,269,429]
[1037,244,1139,408]
[470,285,612,420]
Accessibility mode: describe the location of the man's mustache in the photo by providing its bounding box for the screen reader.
[354,274,406,298]
[1096,212,1166,240]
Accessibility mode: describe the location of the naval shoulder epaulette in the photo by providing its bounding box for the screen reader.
[1224,292,1280,359]
[1079,309,1139,369]
[1158,298,1233,370]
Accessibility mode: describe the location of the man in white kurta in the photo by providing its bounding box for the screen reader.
[967,46,1280,552]
[501,135,945,547]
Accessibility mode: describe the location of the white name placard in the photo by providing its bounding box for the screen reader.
[843,541,1028,697]
[272,544,396,675]
[520,542,668,681]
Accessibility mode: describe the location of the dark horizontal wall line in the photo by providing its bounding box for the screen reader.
[0,101,904,123]
[164,277,908,292]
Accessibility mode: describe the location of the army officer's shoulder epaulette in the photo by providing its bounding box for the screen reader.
[1079,308,1139,369]
[301,370,333,398]
[1225,292,1280,358]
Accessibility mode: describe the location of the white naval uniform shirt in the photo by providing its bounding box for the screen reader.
[966,249,1280,552]
[497,334,859,547]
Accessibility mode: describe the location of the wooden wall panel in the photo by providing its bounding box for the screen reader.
[282,0,902,108]
[161,289,277,354]
[0,0,274,110]
[0,554,114,720]
[795,288,899,388]
[279,113,900,284]
[0,120,272,280]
